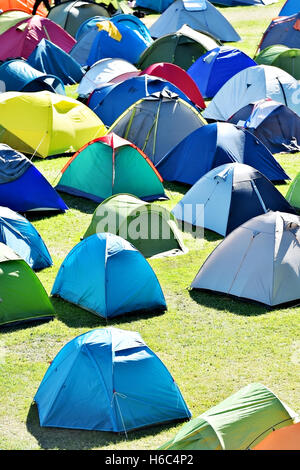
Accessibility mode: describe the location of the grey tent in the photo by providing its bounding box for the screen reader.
[109,89,206,165]
[150,0,241,43]
[47,1,110,38]
[228,99,300,154]
[191,211,300,306]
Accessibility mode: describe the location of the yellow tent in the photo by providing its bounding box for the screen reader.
[0,91,106,158]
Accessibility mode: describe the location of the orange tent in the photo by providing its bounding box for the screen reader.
[1,0,47,16]
[254,422,300,450]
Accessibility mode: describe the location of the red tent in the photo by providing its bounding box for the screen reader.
[1,0,47,16]
[0,16,76,60]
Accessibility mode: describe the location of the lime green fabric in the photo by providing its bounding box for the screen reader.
[0,243,54,326]
[286,172,300,209]
[83,194,186,258]
[256,45,300,79]
[0,10,31,36]
[159,383,296,450]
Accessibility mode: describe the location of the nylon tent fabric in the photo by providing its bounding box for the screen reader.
[83,194,187,258]
[256,45,300,79]
[0,10,31,35]
[0,206,52,270]
[28,39,84,86]
[77,58,137,97]
[135,0,174,12]
[137,25,221,71]
[258,13,300,53]
[47,1,110,38]
[107,13,152,44]
[172,163,296,236]
[85,20,152,66]
[141,62,205,109]
[0,0,47,15]
[0,16,76,61]
[69,25,99,66]
[56,133,166,202]
[75,15,110,40]
[0,144,68,213]
[254,423,300,450]
[52,234,167,319]
[159,383,296,450]
[188,46,256,98]
[109,90,207,166]
[150,0,241,43]
[88,75,198,127]
[0,91,106,158]
[228,99,300,154]
[211,0,277,4]
[156,122,289,185]
[279,0,299,16]
[202,65,300,121]
[286,172,300,209]
[191,211,300,306]
[0,59,65,94]
[35,327,191,431]
[0,242,54,326]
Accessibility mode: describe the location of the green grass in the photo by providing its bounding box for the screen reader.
[1,0,300,450]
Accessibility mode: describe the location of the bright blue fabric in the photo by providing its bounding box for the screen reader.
[279,0,299,16]
[188,47,256,98]
[0,59,65,93]
[28,39,84,86]
[135,0,173,12]
[88,75,196,126]
[0,166,68,213]
[35,327,191,431]
[156,123,289,184]
[75,16,108,41]
[86,22,152,66]
[51,233,167,318]
[0,207,52,270]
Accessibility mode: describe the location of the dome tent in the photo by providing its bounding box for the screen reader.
[0,206,52,270]
[228,99,300,154]
[203,65,300,121]
[0,91,106,158]
[258,13,300,53]
[188,46,256,99]
[135,0,173,12]
[191,211,300,307]
[83,194,187,258]
[211,0,277,4]
[35,327,191,432]
[0,0,46,16]
[256,45,300,80]
[47,0,110,38]
[0,145,67,213]
[137,25,221,71]
[0,10,31,36]
[172,163,296,236]
[52,234,167,319]
[156,123,289,185]
[109,89,206,166]
[56,134,166,203]
[150,0,241,43]
[254,423,300,450]
[279,0,299,16]
[286,172,300,209]
[159,383,297,450]
[0,242,54,326]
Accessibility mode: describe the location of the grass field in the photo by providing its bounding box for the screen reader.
[1,0,300,450]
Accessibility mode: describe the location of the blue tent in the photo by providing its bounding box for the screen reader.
[28,39,84,86]
[35,327,191,432]
[86,21,152,66]
[135,0,173,12]
[211,0,277,5]
[75,16,109,40]
[88,75,196,126]
[106,14,152,43]
[279,0,299,16]
[52,233,167,319]
[172,163,296,236]
[156,122,289,185]
[0,59,65,94]
[0,206,52,270]
[0,144,68,213]
[188,47,256,98]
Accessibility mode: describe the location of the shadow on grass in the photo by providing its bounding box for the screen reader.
[26,403,178,450]
[0,317,54,335]
[57,193,98,215]
[51,297,166,329]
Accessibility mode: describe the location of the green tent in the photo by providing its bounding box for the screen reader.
[83,194,187,258]
[56,134,166,202]
[159,383,297,450]
[286,172,300,209]
[256,45,300,80]
[137,24,221,71]
[0,243,54,326]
